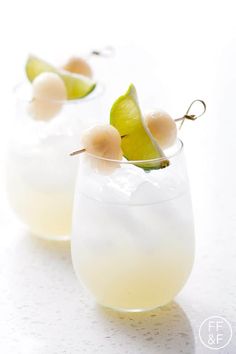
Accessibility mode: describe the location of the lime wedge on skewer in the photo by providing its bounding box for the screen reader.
[25,55,96,99]
[110,84,169,170]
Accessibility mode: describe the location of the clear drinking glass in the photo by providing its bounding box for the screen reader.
[6,81,104,241]
[71,139,195,312]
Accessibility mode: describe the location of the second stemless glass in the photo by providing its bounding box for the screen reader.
[6,81,104,241]
[71,140,195,312]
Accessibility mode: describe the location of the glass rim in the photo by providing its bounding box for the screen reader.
[85,138,184,164]
[13,80,105,105]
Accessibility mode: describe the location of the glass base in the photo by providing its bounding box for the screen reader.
[31,231,70,242]
[98,302,168,313]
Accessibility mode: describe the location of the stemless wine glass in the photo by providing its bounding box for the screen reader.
[71,139,195,312]
[6,81,104,241]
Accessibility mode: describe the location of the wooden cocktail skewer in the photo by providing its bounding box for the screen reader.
[70,99,206,157]
[175,99,206,129]
[70,148,86,156]
[90,45,115,58]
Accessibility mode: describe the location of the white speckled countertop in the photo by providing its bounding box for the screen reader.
[1,3,236,352]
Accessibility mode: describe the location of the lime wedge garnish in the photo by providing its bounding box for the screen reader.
[25,55,96,99]
[110,84,169,170]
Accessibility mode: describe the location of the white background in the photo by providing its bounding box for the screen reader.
[0,1,236,353]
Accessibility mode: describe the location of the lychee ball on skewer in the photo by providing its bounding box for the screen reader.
[145,110,177,149]
[63,57,93,78]
[28,72,67,121]
[81,125,123,173]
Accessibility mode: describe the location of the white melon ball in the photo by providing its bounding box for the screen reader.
[82,125,123,173]
[29,72,67,121]
[63,57,93,78]
[145,110,177,149]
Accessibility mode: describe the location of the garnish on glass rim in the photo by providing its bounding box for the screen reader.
[70,85,206,170]
[26,46,115,121]
[26,55,96,100]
